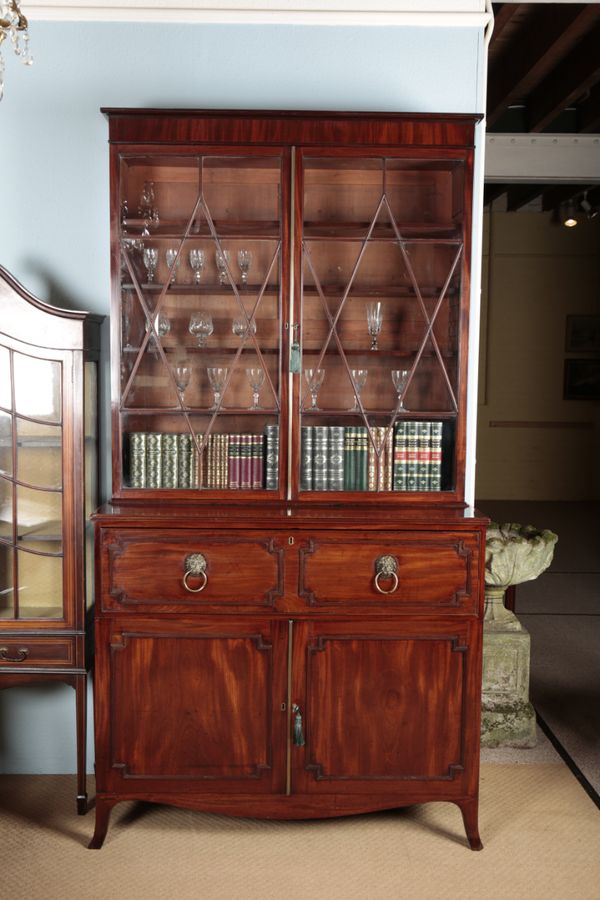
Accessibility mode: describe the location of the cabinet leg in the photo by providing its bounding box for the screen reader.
[88,798,114,850]
[75,673,88,815]
[457,798,483,851]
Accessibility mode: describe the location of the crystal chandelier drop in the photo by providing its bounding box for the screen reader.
[0,1,32,100]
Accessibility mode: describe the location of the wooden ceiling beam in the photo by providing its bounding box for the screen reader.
[505,184,544,211]
[483,184,507,207]
[540,185,586,213]
[487,5,599,127]
[528,24,600,132]
[577,81,600,133]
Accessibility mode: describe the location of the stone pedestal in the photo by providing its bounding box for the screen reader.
[480,523,558,749]
[481,587,536,748]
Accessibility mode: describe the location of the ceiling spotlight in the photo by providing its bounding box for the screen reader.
[561,200,578,228]
[580,191,599,220]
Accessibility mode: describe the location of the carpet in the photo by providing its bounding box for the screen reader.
[1,766,600,900]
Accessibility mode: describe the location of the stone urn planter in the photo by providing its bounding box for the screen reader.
[481,522,558,748]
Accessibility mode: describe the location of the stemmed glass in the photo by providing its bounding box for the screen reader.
[165,249,180,284]
[142,247,158,283]
[147,309,170,355]
[138,181,159,235]
[366,302,383,351]
[304,368,325,411]
[172,362,191,407]
[207,367,228,410]
[237,249,252,285]
[391,369,410,410]
[189,249,205,284]
[215,249,231,285]
[232,317,257,339]
[246,368,265,409]
[350,369,368,411]
[189,312,214,348]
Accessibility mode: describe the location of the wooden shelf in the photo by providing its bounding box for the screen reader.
[300,408,457,419]
[121,407,280,416]
[303,222,462,242]
[122,220,280,240]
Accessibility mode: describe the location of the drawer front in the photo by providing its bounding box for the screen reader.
[0,637,76,669]
[298,532,481,613]
[102,531,284,611]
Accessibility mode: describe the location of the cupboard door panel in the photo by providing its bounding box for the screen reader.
[103,619,286,793]
[296,620,473,794]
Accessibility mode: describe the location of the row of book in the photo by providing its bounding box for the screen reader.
[127,426,279,490]
[301,421,443,492]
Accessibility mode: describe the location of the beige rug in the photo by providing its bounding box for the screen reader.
[1,765,599,900]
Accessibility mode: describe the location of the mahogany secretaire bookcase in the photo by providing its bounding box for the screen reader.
[91,109,487,849]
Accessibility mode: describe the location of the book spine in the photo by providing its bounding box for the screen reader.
[177,433,193,489]
[367,427,377,492]
[207,434,215,489]
[145,432,162,489]
[406,421,419,491]
[312,426,328,491]
[356,426,368,491]
[221,434,230,489]
[240,434,252,490]
[385,426,393,492]
[129,432,147,488]
[343,426,353,490]
[265,425,279,490]
[417,421,432,492]
[193,433,204,489]
[430,421,443,491]
[252,434,264,489]
[161,433,179,489]
[328,426,345,491]
[393,422,408,491]
[300,426,313,491]
[228,435,240,489]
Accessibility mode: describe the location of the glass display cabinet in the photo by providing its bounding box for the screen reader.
[0,266,102,813]
[91,110,487,850]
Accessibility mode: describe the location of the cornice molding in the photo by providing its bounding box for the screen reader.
[24,1,491,26]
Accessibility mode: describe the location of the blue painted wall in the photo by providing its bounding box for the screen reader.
[0,20,484,773]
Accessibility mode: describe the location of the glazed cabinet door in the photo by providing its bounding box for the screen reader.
[291,618,481,799]
[95,617,288,794]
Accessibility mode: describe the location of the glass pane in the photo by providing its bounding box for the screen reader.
[0,544,15,618]
[0,345,11,409]
[0,409,12,478]
[16,418,62,488]
[16,484,62,552]
[84,362,97,612]
[300,156,461,496]
[13,353,62,423]
[17,549,63,618]
[0,476,13,541]
[203,156,281,226]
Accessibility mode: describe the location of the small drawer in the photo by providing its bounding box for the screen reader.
[0,638,75,668]
[103,531,284,611]
[298,532,481,613]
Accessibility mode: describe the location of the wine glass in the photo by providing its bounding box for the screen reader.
[142,247,158,283]
[304,368,325,410]
[189,312,214,348]
[237,249,252,285]
[172,362,191,407]
[391,369,410,410]
[138,181,159,234]
[232,317,257,339]
[207,367,228,410]
[215,249,231,285]
[246,367,265,409]
[350,369,368,411]
[366,301,383,351]
[165,248,180,284]
[189,249,205,284]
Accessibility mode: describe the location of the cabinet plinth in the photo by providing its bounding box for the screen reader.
[93,109,486,850]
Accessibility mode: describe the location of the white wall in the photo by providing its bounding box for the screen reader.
[0,19,486,773]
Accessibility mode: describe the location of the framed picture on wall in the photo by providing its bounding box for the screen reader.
[565,315,600,352]
[564,359,600,401]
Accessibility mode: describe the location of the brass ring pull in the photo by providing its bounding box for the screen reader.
[374,555,399,595]
[0,646,29,662]
[183,553,208,593]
